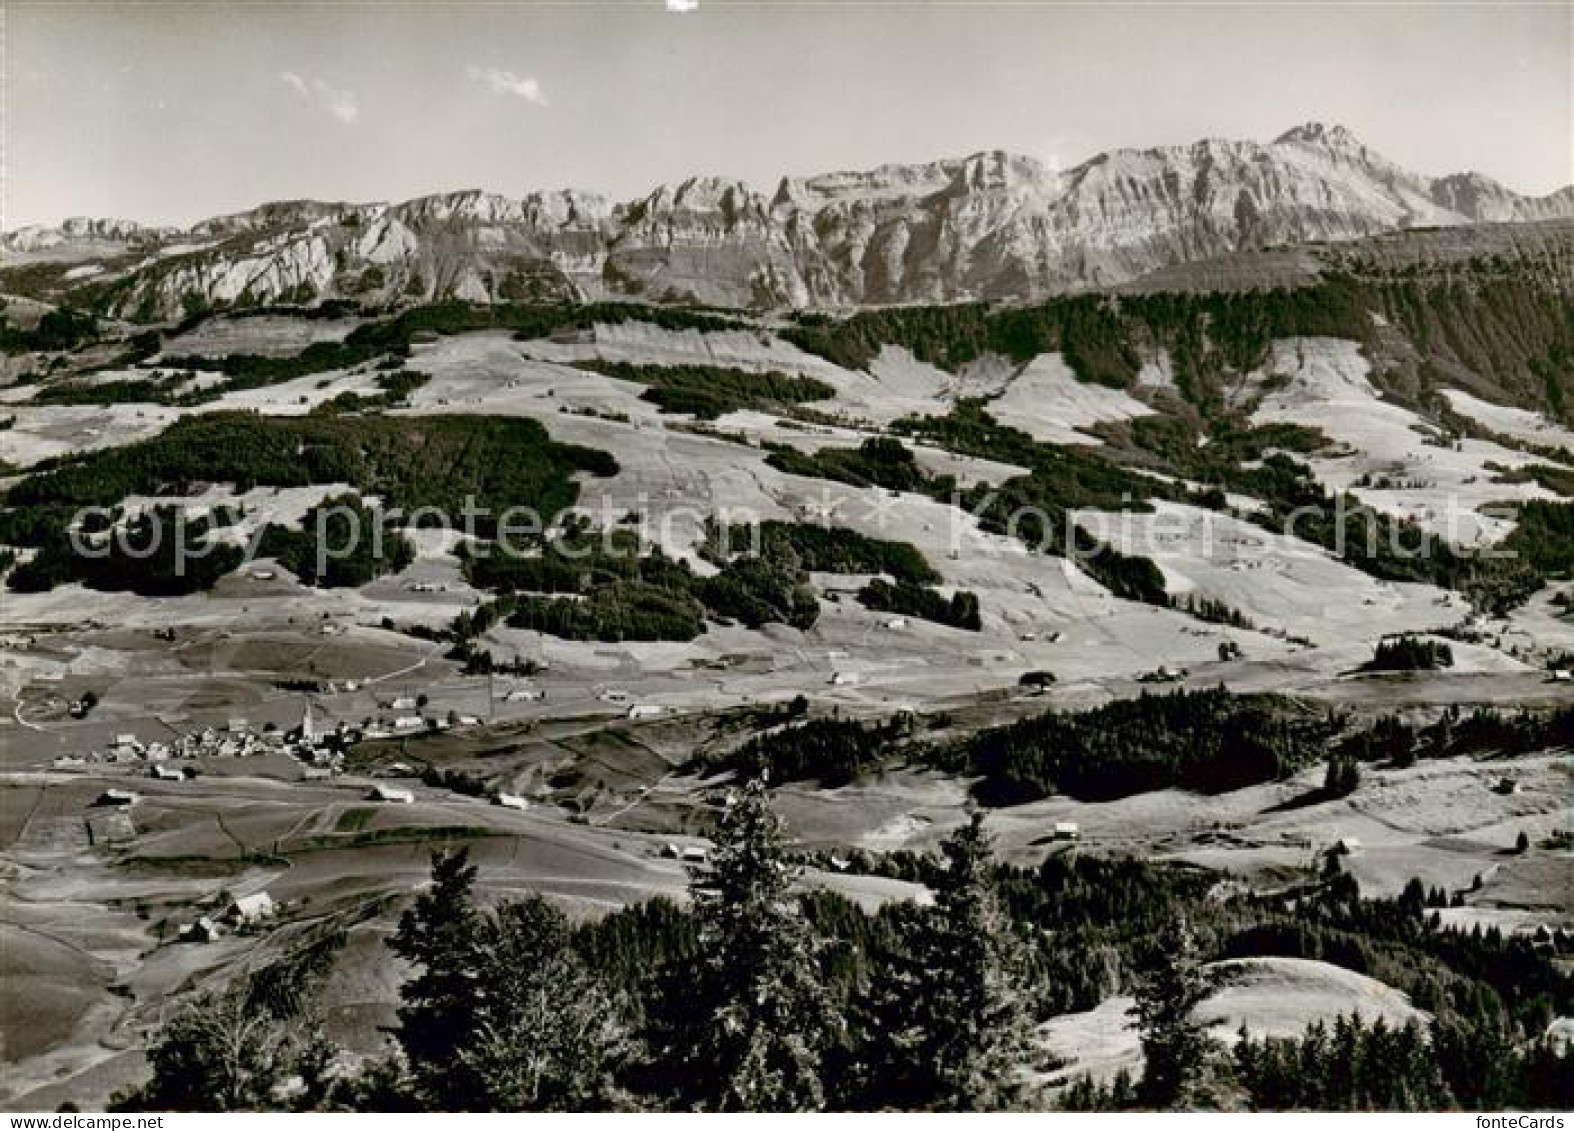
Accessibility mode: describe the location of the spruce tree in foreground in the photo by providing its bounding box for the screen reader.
[458,896,625,1110]
[387,847,488,1109]
[1129,916,1220,1109]
[656,776,839,1111]
[924,812,1039,1109]
[850,811,1038,1110]
[120,964,341,1111]
[388,848,626,1110]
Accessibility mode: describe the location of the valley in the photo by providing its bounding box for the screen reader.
[2,136,1572,1113]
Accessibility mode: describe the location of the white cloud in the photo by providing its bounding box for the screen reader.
[318,83,359,124]
[279,72,359,125]
[666,0,699,11]
[467,66,548,106]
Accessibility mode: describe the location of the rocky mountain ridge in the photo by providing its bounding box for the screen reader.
[6,122,1572,318]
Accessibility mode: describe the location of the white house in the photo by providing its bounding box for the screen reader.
[504,688,545,703]
[627,704,666,720]
[392,715,424,731]
[493,793,529,811]
[390,696,419,711]
[679,845,708,864]
[830,671,860,686]
[226,892,276,923]
[149,764,185,781]
[368,784,415,804]
[1053,821,1081,841]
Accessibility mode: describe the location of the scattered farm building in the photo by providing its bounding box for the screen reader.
[368,784,415,804]
[226,892,276,923]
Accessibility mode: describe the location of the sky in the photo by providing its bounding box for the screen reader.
[4,0,1571,229]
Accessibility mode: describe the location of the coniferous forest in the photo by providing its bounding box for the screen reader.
[114,777,1573,1114]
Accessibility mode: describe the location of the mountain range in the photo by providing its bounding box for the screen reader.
[5,122,1572,318]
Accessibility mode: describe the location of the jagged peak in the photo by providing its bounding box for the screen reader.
[191,199,355,232]
[1274,121,1366,149]
[953,149,1050,185]
[636,175,766,219]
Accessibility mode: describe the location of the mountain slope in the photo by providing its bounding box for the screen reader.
[5,122,1572,317]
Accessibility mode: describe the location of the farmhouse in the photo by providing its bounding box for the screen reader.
[1053,821,1081,841]
[627,703,665,720]
[660,843,709,863]
[392,715,424,731]
[149,764,185,781]
[493,793,529,810]
[368,784,415,804]
[226,892,276,923]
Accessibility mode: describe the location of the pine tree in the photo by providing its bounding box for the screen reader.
[922,812,1038,1110]
[387,847,488,1108]
[843,901,945,1108]
[1324,752,1361,797]
[667,776,838,1111]
[458,896,625,1110]
[1129,916,1219,1109]
[388,850,628,1111]
[119,967,341,1112]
